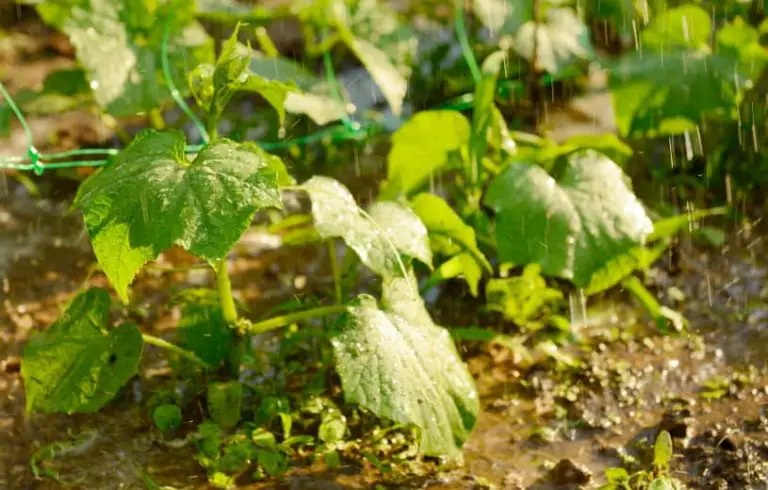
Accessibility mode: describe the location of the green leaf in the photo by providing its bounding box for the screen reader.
[485,150,653,287]
[410,193,491,296]
[345,36,407,116]
[331,274,479,457]
[512,8,594,75]
[22,288,142,413]
[250,54,347,125]
[486,264,564,331]
[585,241,669,295]
[207,381,243,430]
[649,478,675,490]
[190,24,298,125]
[302,176,406,279]
[470,51,506,175]
[153,404,182,431]
[716,17,768,80]
[368,201,432,268]
[654,430,674,467]
[642,4,711,51]
[178,303,233,369]
[73,130,281,302]
[318,409,347,443]
[604,467,629,483]
[46,0,213,115]
[557,134,633,165]
[341,0,416,116]
[383,111,470,197]
[610,49,747,137]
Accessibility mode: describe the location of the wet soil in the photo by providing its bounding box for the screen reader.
[3,8,768,490]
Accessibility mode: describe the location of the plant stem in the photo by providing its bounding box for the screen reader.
[249,305,348,334]
[216,258,242,378]
[149,108,166,130]
[327,240,343,304]
[216,258,238,324]
[142,333,212,370]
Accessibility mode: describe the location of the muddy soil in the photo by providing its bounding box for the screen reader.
[2,8,768,490]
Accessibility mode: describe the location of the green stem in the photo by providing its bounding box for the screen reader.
[249,305,348,334]
[327,240,343,304]
[216,258,238,324]
[149,108,166,130]
[142,333,212,370]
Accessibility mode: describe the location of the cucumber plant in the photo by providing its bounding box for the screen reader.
[20,25,479,485]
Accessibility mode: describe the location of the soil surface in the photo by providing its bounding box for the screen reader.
[2,7,768,490]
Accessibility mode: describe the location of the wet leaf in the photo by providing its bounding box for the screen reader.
[250,55,348,125]
[642,4,711,51]
[654,430,674,467]
[716,17,768,80]
[410,193,491,296]
[189,24,298,125]
[368,201,432,268]
[302,176,409,279]
[41,0,213,115]
[331,273,479,457]
[345,37,407,116]
[22,288,142,413]
[512,8,594,75]
[610,50,748,137]
[485,150,653,287]
[586,241,669,295]
[604,467,629,483]
[383,111,470,198]
[73,130,281,301]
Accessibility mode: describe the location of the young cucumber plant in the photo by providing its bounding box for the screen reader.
[20,26,479,477]
[382,47,724,332]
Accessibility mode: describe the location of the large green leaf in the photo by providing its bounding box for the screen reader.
[383,111,471,198]
[610,49,748,137]
[368,201,432,269]
[73,130,282,301]
[512,8,594,75]
[39,0,213,115]
[331,274,478,456]
[485,150,653,287]
[410,193,491,296]
[642,4,711,50]
[22,288,142,413]
[302,177,429,278]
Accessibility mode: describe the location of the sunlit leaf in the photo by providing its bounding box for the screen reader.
[302,176,410,278]
[642,4,711,51]
[485,150,653,287]
[473,0,532,37]
[368,201,432,268]
[331,274,479,456]
[410,193,491,296]
[383,111,471,198]
[22,288,142,413]
[346,37,407,116]
[73,130,282,301]
[610,50,748,137]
